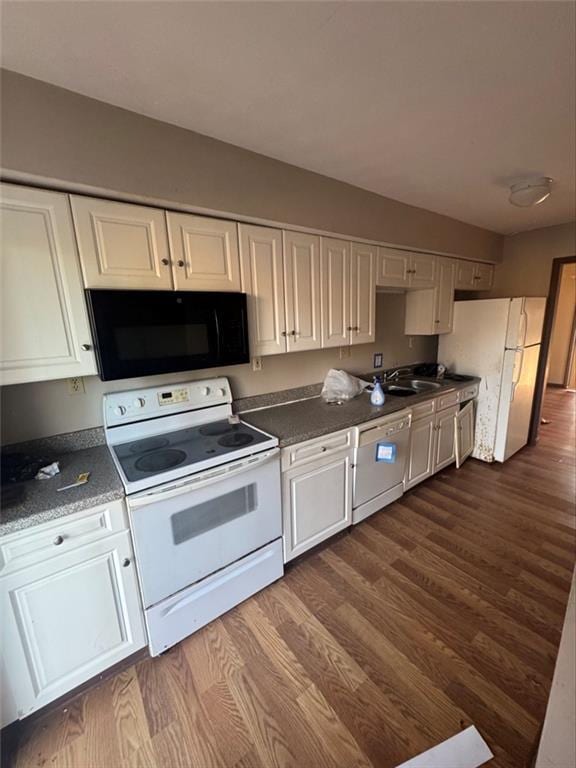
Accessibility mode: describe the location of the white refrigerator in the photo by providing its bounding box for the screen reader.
[438,297,546,463]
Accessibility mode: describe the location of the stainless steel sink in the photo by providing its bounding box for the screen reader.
[381,385,417,398]
[397,378,442,391]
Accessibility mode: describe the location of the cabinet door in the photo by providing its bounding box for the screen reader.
[350,242,377,345]
[283,451,352,562]
[0,531,146,724]
[404,414,435,490]
[434,257,455,334]
[410,253,437,288]
[320,237,351,348]
[283,231,321,352]
[377,247,410,288]
[0,184,97,386]
[433,405,459,471]
[239,224,286,356]
[454,260,477,290]
[455,401,475,468]
[473,262,494,291]
[167,213,241,291]
[70,196,173,289]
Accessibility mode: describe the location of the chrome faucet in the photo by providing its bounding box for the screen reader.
[384,366,413,382]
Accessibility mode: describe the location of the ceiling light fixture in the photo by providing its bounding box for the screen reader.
[509,177,553,207]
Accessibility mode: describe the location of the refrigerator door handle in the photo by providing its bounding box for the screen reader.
[511,347,524,402]
[519,309,528,348]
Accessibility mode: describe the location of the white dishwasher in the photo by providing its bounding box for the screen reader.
[352,409,412,524]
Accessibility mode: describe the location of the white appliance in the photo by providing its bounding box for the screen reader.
[352,409,412,523]
[104,378,283,655]
[438,297,546,463]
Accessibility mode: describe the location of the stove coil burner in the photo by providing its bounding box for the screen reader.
[199,422,235,437]
[130,437,169,454]
[218,432,254,448]
[135,449,187,473]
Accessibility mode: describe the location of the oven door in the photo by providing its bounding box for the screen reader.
[127,449,281,608]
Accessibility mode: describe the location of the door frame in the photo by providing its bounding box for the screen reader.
[563,306,576,388]
[528,255,576,444]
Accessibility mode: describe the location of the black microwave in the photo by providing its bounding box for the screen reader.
[85,289,249,381]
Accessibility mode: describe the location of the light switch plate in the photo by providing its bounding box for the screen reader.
[373,353,383,369]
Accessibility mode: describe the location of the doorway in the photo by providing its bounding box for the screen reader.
[529,256,576,443]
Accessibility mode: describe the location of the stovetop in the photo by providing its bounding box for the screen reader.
[112,418,272,484]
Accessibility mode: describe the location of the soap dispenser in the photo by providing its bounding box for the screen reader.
[370,376,385,407]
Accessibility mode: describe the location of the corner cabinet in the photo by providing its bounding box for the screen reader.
[0,501,146,727]
[0,184,97,386]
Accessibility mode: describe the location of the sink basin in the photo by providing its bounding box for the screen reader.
[401,379,443,391]
[382,385,417,398]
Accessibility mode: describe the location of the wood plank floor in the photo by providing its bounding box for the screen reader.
[7,388,575,768]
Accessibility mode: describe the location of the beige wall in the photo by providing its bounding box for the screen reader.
[548,263,576,385]
[1,293,436,444]
[488,222,576,298]
[0,69,501,262]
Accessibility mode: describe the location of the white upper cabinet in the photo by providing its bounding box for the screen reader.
[320,237,351,348]
[377,247,411,288]
[239,224,286,357]
[350,242,377,345]
[473,262,494,291]
[454,259,477,290]
[455,259,495,291]
[166,213,241,292]
[70,196,173,290]
[405,256,454,335]
[410,252,437,288]
[0,184,97,386]
[377,247,436,289]
[283,231,321,352]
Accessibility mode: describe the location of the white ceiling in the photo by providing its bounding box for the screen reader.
[1,1,575,235]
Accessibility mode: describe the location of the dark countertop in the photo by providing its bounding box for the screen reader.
[242,378,479,447]
[1,444,124,536]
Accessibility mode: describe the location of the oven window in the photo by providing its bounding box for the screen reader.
[171,484,257,545]
[115,323,210,361]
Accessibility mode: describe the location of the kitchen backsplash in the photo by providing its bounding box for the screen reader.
[1,294,437,444]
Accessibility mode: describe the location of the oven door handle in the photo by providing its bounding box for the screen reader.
[128,448,279,509]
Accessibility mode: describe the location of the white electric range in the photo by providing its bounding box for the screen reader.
[104,377,283,656]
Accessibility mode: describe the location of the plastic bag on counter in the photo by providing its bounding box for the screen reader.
[321,369,370,403]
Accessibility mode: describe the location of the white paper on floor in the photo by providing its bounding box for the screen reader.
[395,726,494,768]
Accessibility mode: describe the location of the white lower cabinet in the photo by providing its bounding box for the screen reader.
[404,413,436,490]
[282,447,353,562]
[433,404,460,471]
[455,400,475,467]
[1,518,145,726]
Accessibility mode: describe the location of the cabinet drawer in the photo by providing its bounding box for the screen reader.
[436,390,460,411]
[411,399,436,421]
[0,499,128,575]
[281,429,353,471]
[458,384,479,403]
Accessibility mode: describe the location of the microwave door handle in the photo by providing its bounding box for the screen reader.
[213,309,222,359]
[129,449,279,509]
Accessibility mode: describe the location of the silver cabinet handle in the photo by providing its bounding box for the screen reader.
[161,258,170,265]
[122,558,131,567]
[177,260,185,268]
[53,535,64,546]
[81,344,92,351]
[321,447,327,452]
[347,326,354,331]
[281,330,288,337]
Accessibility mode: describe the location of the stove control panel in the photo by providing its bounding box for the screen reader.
[104,377,233,427]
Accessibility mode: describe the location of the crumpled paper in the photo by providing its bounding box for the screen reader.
[35,461,60,480]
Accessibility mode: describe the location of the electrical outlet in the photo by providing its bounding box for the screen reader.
[408,336,414,349]
[67,377,85,395]
[373,353,383,369]
[251,357,263,372]
[339,346,351,359]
